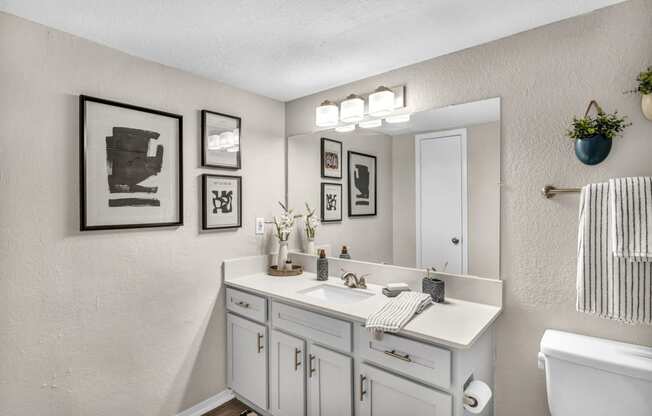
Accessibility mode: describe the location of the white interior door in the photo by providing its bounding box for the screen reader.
[415,129,467,274]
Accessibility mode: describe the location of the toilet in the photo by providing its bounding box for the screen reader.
[538,330,652,416]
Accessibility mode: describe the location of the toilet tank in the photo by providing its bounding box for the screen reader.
[538,330,652,416]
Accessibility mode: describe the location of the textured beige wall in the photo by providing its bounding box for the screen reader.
[286,1,652,415]
[0,12,285,416]
[287,131,394,263]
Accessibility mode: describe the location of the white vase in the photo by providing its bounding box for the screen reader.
[305,239,315,255]
[277,241,288,267]
[642,94,652,121]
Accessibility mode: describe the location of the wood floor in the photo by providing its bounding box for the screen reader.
[202,399,256,416]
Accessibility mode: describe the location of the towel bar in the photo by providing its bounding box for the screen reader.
[542,185,581,199]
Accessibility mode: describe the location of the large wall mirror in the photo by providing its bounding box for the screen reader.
[287,97,501,280]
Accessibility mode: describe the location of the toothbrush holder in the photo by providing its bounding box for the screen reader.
[422,277,445,303]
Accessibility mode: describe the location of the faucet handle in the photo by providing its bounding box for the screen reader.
[358,276,367,289]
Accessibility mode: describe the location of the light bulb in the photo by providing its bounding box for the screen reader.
[340,94,364,123]
[368,86,395,117]
[359,119,382,129]
[315,100,339,127]
[385,114,411,124]
[335,124,356,133]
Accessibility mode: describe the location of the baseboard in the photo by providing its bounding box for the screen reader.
[176,389,235,416]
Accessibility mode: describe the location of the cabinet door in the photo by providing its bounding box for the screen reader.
[358,363,452,416]
[270,330,306,416]
[227,313,267,410]
[307,344,353,416]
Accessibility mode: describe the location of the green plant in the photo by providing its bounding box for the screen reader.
[567,110,630,141]
[628,66,652,95]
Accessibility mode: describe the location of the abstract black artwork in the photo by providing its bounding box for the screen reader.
[321,183,342,222]
[80,95,183,231]
[201,110,241,169]
[347,151,376,216]
[321,138,342,179]
[202,174,241,230]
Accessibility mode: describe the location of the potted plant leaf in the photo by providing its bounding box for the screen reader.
[627,66,652,121]
[567,100,630,165]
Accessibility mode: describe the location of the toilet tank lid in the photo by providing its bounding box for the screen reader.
[540,330,652,382]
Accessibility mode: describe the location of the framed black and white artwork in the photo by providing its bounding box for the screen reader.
[201,110,241,169]
[79,95,183,231]
[347,151,377,217]
[202,174,242,230]
[321,137,342,179]
[321,183,342,222]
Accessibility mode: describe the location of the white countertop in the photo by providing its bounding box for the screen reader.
[225,271,501,349]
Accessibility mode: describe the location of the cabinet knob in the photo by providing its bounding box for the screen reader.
[236,300,250,308]
[451,237,460,245]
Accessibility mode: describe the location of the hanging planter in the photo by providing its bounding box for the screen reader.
[642,94,652,121]
[627,66,652,121]
[567,100,630,166]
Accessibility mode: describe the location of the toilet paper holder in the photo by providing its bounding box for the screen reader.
[463,395,478,408]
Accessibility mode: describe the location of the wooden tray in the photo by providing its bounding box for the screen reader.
[268,264,303,277]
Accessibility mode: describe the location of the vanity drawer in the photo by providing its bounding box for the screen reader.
[271,301,352,353]
[355,325,451,390]
[226,287,267,324]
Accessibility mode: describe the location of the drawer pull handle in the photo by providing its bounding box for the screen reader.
[235,300,250,308]
[294,348,302,370]
[359,374,367,401]
[256,333,264,353]
[384,349,412,362]
[308,354,316,377]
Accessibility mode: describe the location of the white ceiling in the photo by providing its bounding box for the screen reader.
[0,0,625,101]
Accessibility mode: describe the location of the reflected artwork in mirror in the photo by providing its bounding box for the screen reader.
[287,97,501,279]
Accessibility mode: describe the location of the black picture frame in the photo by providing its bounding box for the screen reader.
[321,137,343,179]
[201,174,242,230]
[201,110,242,169]
[347,151,377,217]
[321,182,343,222]
[79,95,183,231]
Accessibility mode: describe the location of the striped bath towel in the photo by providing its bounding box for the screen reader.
[609,177,652,262]
[366,292,432,335]
[577,183,652,324]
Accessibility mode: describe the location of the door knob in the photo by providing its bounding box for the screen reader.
[451,237,460,245]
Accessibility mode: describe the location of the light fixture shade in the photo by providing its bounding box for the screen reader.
[368,86,395,116]
[315,100,339,127]
[340,94,364,123]
[359,119,382,129]
[385,114,411,124]
[335,124,356,133]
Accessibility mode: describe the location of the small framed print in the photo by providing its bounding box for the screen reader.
[202,174,242,230]
[321,183,342,222]
[201,110,241,169]
[79,95,183,231]
[348,151,377,217]
[321,137,342,179]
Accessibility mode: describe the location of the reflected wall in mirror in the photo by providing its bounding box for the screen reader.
[287,97,500,279]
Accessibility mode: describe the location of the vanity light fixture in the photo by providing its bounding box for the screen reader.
[335,124,356,133]
[340,94,365,123]
[359,119,382,129]
[368,86,395,117]
[315,100,339,127]
[385,113,411,124]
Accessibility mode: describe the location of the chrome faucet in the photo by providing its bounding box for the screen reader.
[340,270,368,289]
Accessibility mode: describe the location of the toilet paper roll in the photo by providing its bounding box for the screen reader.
[463,380,492,414]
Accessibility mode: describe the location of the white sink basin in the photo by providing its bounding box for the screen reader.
[298,284,375,305]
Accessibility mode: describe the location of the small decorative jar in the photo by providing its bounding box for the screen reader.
[422,276,445,303]
[305,239,316,255]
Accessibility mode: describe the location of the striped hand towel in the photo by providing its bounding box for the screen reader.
[609,177,652,262]
[365,292,432,335]
[577,183,652,324]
